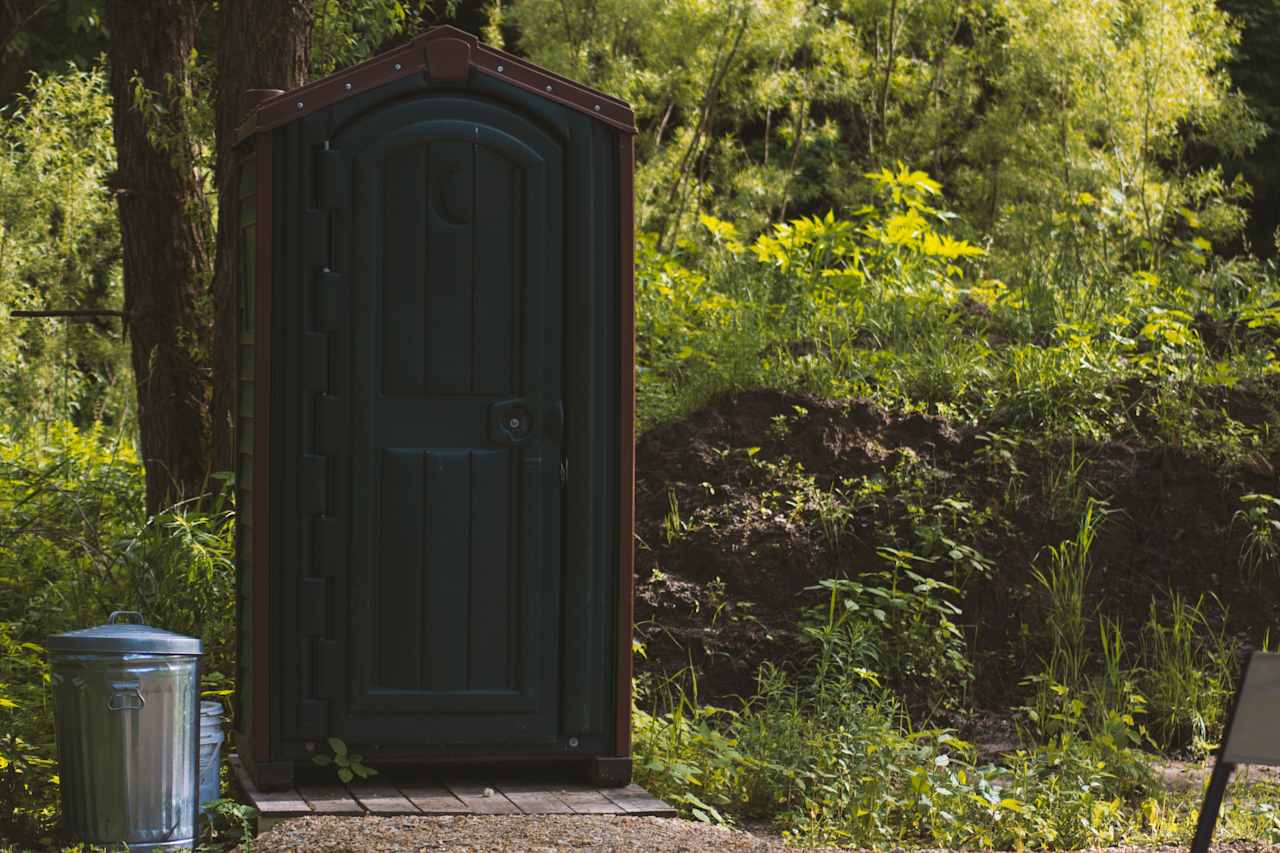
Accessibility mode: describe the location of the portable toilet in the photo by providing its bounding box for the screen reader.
[231,25,636,788]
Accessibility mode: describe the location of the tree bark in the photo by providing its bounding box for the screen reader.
[105,0,214,514]
[210,0,311,477]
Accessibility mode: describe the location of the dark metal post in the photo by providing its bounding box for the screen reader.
[1191,759,1233,853]
[9,309,127,319]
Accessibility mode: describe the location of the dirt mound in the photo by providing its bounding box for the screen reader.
[634,390,966,701]
[638,389,961,489]
[633,387,1280,710]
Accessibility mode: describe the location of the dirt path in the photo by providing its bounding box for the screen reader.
[1157,759,1280,791]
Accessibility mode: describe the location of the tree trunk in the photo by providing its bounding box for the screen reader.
[105,0,214,514]
[210,0,311,477]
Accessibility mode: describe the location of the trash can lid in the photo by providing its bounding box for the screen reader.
[45,611,202,656]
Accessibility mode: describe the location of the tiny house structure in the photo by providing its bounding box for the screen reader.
[232,26,636,788]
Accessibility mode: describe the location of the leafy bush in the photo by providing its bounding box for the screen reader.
[0,67,127,428]
[635,573,1170,849]
[636,164,1280,445]
[0,422,235,846]
[806,553,971,719]
[513,0,1262,267]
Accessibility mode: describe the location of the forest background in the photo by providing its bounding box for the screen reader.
[2,0,1280,849]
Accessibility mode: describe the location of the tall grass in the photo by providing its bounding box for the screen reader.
[1140,592,1236,754]
[1031,500,1109,700]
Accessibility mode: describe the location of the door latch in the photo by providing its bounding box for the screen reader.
[488,398,533,446]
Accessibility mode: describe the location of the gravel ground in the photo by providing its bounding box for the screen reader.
[245,814,1280,852]
[247,814,793,851]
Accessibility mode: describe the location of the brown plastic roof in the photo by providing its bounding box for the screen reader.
[235,25,636,144]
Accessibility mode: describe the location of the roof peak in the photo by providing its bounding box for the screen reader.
[236,24,635,144]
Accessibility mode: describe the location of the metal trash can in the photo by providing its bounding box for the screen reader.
[45,611,202,850]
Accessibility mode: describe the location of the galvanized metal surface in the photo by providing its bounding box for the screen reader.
[49,652,200,849]
[45,610,202,656]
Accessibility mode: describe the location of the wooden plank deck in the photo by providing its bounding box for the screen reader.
[230,756,676,835]
[550,783,626,815]
[442,779,522,815]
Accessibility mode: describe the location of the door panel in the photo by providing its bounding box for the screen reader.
[334,98,564,744]
[374,447,517,692]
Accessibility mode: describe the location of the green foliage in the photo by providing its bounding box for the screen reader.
[634,577,1184,849]
[0,422,236,846]
[1031,500,1109,705]
[1218,0,1280,256]
[1138,592,1236,754]
[312,736,378,784]
[636,164,1280,446]
[0,3,1276,846]
[635,540,1276,846]
[0,622,58,847]
[511,0,1264,263]
[200,796,257,850]
[309,1,448,77]
[808,551,971,718]
[1233,491,1280,583]
[0,67,126,427]
[635,166,996,426]
[1019,502,1240,756]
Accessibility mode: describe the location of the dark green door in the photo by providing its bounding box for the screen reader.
[336,98,564,745]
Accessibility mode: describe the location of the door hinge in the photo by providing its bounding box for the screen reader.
[561,457,568,486]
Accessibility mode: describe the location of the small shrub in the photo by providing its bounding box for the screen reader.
[1233,492,1280,584]
[808,551,971,718]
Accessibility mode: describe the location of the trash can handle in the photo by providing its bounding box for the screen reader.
[107,610,145,625]
[107,688,145,711]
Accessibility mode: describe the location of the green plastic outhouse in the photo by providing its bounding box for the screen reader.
[231,25,636,788]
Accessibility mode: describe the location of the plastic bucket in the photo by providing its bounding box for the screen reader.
[198,701,224,808]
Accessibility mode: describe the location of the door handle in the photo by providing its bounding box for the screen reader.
[488,398,563,446]
[489,398,533,446]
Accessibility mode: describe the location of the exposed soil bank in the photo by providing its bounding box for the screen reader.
[633,387,1280,709]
